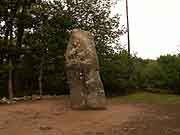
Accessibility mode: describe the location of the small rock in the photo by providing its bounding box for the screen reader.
[32,95,41,100]
[122,127,128,131]
[0,97,11,104]
[39,126,52,131]
[96,131,104,135]
[0,126,4,129]
[84,131,93,135]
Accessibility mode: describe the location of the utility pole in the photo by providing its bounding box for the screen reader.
[125,0,132,87]
[126,0,130,57]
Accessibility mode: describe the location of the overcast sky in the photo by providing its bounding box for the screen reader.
[113,0,180,59]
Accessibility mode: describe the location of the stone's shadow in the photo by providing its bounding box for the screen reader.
[71,107,107,111]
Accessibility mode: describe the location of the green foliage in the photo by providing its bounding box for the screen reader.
[100,50,130,96]
[157,55,180,90]
[140,61,166,88]
[130,55,180,93]
[1,0,180,98]
[0,0,122,97]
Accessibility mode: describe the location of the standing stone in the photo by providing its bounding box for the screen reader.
[65,29,106,109]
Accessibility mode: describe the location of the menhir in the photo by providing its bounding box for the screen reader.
[65,29,106,109]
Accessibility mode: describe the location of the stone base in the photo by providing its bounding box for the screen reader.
[66,64,106,110]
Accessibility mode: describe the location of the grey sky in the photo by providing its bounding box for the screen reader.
[113,0,180,59]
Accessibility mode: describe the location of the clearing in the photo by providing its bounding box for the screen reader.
[0,92,180,135]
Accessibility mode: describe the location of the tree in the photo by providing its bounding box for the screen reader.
[23,0,122,95]
[157,55,180,91]
[0,0,36,99]
[0,0,124,97]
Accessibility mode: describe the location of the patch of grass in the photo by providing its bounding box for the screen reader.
[110,92,180,104]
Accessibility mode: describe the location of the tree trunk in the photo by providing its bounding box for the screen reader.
[4,22,14,100]
[38,56,44,98]
[8,57,13,100]
[16,3,26,48]
[8,14,15,100]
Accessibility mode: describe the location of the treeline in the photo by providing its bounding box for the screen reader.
[1,0,180,99]
[131,55,180,93]
[100,52,180,96]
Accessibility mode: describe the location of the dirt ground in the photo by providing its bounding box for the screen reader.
[0,96,180,135]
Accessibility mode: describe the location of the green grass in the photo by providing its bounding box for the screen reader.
[110,92,180,104]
